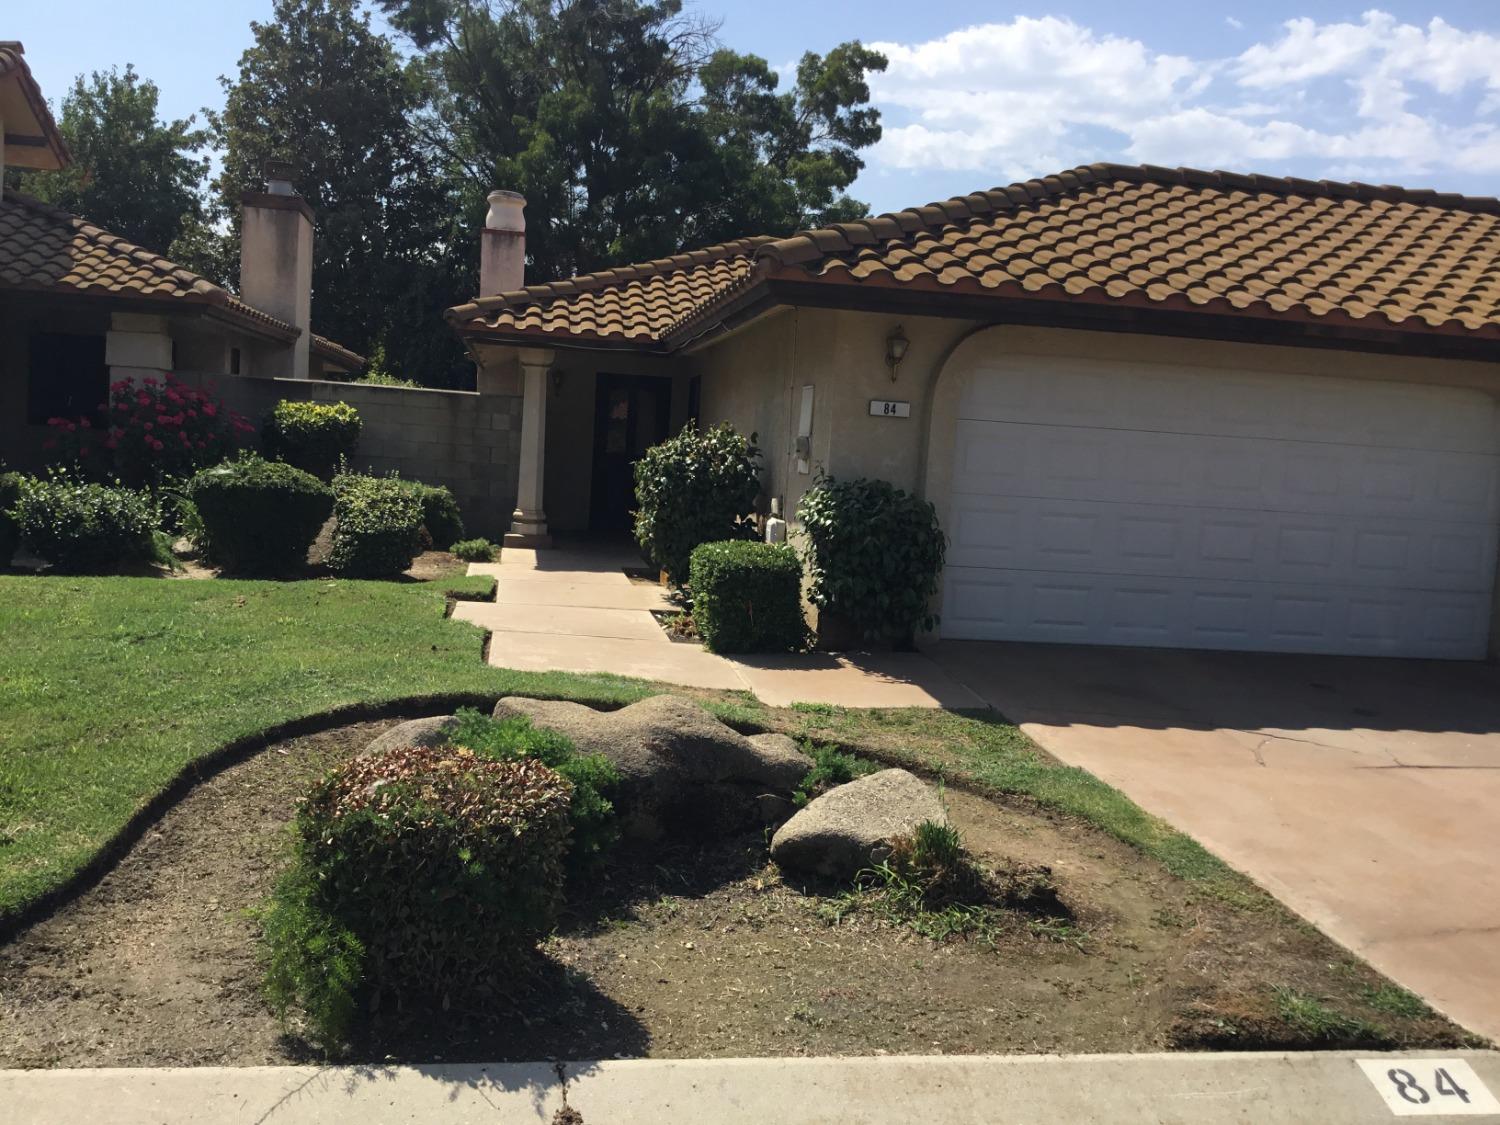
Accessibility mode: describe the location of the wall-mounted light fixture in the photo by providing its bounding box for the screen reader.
[885,325,909,382]
[550,368,564,394]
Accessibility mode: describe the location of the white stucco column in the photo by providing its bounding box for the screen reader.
[505,346,555,547]
[105,312,173,381]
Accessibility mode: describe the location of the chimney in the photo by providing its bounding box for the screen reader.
[240,161,314,379]
[480,190,526,296]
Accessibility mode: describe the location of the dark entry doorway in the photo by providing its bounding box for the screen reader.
[590,373,673,533]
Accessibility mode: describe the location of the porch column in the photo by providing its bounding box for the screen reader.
[505,346,555,548]
[105,312,173,382]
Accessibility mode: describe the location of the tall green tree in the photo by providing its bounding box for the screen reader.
[379,0,886,281]
[14,66,212,261]
[212,0,469,385]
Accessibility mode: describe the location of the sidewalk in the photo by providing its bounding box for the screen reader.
[6,1051,1497,1123]
[452,545,980,708]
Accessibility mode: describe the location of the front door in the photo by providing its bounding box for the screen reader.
[590,373,673,533]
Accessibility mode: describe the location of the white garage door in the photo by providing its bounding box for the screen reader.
[942,355,1500,658]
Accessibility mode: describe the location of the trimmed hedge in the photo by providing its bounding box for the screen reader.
[798,477,946,645]
[633,421,760,585]
[10,476,156,573]
[689,539,808,654]
[398,481,464,550]
[0,471,22,566]
[329,473,424,578]
[188,456,333,576]
[261,746,573,1046]
[262,400,361,479]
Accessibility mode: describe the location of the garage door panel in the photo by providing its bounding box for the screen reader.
[948,493,1495,592]
[944,355,1499,658]
[953,419,1500,521]
[957,360,1500,454]
[941,566,1491,657]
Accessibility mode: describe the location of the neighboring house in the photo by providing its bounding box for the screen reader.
[449,164,1500,660]
[0,42,361,470]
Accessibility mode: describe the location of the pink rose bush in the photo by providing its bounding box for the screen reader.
[46,374,255,488]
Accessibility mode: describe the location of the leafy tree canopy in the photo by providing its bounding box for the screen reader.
[379,0,886,280]
[14,65,211,262]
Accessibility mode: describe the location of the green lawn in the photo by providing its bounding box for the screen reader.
[0,572,1249,926]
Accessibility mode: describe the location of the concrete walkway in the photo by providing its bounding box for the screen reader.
[928,641,1500,1045]
[453,544,980,708]
[6,1051,1497,1123]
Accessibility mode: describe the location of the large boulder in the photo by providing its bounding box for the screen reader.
[363,714,459,757]
[770,768,947,881]
[493,694,811,838]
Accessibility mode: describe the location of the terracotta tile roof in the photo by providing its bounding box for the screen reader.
[447,237,772,341]
[449,163,1500,349]
[0,188,358,355]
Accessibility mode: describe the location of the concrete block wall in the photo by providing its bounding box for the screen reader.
[186,374,524,538]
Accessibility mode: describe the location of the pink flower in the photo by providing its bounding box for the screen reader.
[137,393,151,407]
[196,440,207,450]
[151,440,164,452]
[143,422,153,432]
[202,403,217,418]
[104,438,118,451]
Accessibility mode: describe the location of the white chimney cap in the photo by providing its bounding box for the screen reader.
[486,190,526,233]
[264,160,297,196]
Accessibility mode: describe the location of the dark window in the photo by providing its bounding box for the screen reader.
[687,374,702,423]
[27,333,108,426]
[229,347,242,375]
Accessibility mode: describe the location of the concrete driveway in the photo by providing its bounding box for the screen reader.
[926,642,1500,1042]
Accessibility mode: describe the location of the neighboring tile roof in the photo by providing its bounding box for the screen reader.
[311,334,365,371]
[449,163,1500,349]
[0,43,70,169]
[0,189,360,358]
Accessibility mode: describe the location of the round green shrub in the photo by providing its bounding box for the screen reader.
[329,473,424,577]
[188,456,333,576]
[262,745,573,1042]
[633,421,760,585]
[450,537,496,562]
[10,475,156,572]
[262,400,361,479]
[798,477,947,645]
[0,471,23,566]
[689,539,808,654]
[398,481,464,550]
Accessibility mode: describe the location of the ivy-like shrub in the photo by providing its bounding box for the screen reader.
[689,540,808,654]
[0,471,22,565]
[448,709,620,873]
[188,456,333,575]
[10,475,156,572]
[262,400,361,479]
[397,481,464,550]
[451,537,496,562]
[633,421,760,585]
[260,746,573,1047]
[45,374,255,489]
[329,473,423,578]
[798,477,947,645]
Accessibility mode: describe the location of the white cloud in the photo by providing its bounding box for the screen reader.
[865,11,1500,185]
[1225,16,1244,31]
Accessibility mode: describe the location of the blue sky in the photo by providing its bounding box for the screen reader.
[10,1,1500,213]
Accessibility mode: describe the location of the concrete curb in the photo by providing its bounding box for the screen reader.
[4,1051,1498,1124]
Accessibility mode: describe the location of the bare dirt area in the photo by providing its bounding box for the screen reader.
[0,717,1476,1067]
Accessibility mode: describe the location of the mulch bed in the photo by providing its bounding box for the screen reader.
[0,717,1476,1066]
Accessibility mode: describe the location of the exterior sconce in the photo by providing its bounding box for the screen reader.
[885,325,909,382]
[550,368,564,393]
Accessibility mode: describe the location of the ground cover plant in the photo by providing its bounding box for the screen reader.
[450,537,496,562]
